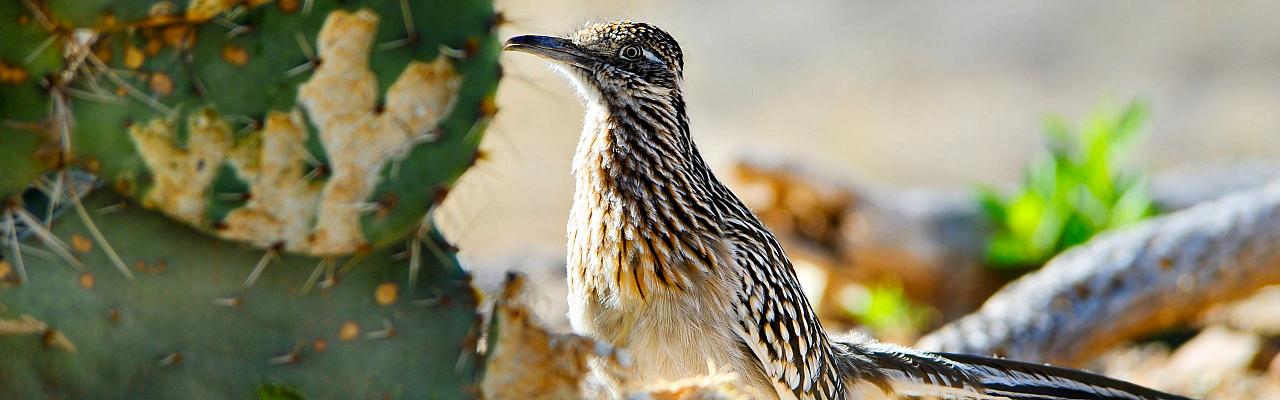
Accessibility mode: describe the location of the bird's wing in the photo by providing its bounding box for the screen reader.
[832,336,1194,400]
[723,217,844,400]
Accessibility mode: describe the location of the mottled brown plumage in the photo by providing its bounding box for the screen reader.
[505,20,1190,400]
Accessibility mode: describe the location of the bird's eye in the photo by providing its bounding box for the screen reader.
[619,45,642,60]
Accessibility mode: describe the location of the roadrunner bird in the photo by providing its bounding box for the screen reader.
[505,21,1190,400]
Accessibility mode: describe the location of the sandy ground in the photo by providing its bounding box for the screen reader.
[439,1,1280,295]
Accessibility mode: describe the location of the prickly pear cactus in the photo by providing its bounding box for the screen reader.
[0,0,500,397]
[0,191,482,398]
[0,0,501,256]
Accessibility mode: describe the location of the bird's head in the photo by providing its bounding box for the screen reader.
[505,21,684,101]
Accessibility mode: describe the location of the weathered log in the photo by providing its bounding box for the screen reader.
[915,181,1280,367]
[730,156,1280,323]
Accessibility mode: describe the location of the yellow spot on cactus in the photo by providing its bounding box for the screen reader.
[480,95,499,117]
[124,44,146,69]
[221,43,249,67]
[70,234,93,253]
[0,61,29,86]
[149,72,174,96]
[338,321,360,341]
[161,25,191,49]
[78,272,95,289]
[144,38,163,56]
[0,260,11,280]
[313,338,329,352]
[277,0,300,14]
[375,282,399,306]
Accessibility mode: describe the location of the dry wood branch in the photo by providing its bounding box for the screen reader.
[731,157,998,320]
[915,181,1280,367]
[730,156,1280,322]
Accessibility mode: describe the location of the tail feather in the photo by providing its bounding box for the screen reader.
[936,352,1191,400]
[830,334,1191,400]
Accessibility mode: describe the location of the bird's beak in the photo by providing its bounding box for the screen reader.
[504,35,594,68]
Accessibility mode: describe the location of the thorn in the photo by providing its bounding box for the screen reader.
[267,351,300,365]
[65,87,126,104]
[3,209,28,285]
[67,179,135,280]
[296,141,322,168]
[213,17,250,38]
[294,31,315,61]
[23,34,57,65]
[399,0,416,40]
[285,61,316,78]
[389,158,403,181]
[301,258,327,294]
[17,243,54,260]
[461,117,487,144]
[375,37,410,52]
[454,342,472,373]
[408,235,421,290]
[364,319,396,340]
[212,296,242,307]
[158,352,183,367]
[12,205,84,271]
[421,228,457,270]
[438,45,465,59]
[269,341,304,365]
[337,253,365,275]
[87,55,173,117]
[180,49,209,100]
[243,247,280,288]
[18,0,55,30]
[96,202,126,214]
[318,259,338,290]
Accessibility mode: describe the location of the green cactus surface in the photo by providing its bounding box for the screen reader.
[0,0,501,256]
[0,191,482,398]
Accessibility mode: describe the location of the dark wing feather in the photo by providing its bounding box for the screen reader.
[832,335,1193,400]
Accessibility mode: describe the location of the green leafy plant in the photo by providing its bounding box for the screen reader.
[839,280,933,337]
[980,101,1156,269]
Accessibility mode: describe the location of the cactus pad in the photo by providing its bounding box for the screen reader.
[0,191,482,398]
[0,0,501,256]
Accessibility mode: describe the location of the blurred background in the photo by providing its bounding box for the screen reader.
[440,0,1279,306]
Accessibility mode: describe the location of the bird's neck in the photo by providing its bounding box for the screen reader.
[566,89,729,299]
